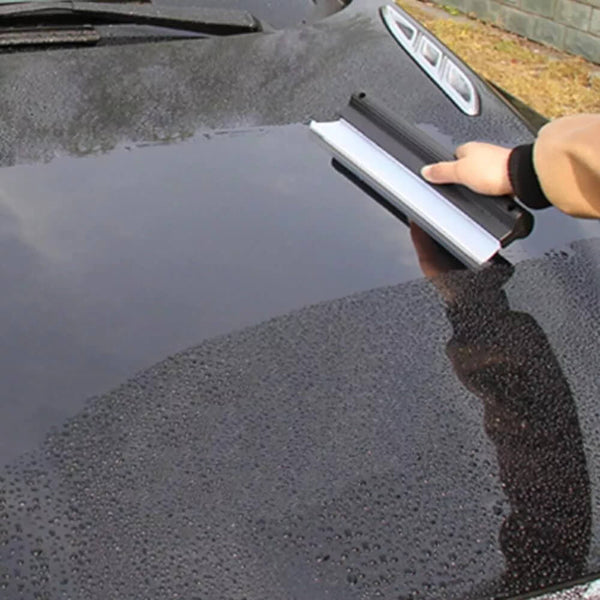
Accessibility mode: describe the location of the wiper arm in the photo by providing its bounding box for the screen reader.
[0,2,263,35]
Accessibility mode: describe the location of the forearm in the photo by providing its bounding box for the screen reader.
[509,114,600,218]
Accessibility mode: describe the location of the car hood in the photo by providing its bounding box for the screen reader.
[0,0,535,169]
[0,0,340,28]
[146,0,349,27]
[2,2,600,599]
[2,120,600,600]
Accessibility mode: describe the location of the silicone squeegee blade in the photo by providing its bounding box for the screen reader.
[309,92,533,269]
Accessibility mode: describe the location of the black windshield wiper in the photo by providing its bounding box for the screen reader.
[0,2,263,36]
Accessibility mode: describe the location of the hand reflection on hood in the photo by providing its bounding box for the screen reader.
[411,223,592,593]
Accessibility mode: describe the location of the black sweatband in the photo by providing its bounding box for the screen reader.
[508,144,551,209]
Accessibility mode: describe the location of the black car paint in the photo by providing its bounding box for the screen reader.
[1,1,600,599]
[0,1,537,168]
[149,0,346,28]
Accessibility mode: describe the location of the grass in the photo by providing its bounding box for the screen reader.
[395,0,600,119]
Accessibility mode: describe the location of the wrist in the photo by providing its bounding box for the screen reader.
[508,144,551,209]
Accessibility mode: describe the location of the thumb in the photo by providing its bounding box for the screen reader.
[421,161,461,185]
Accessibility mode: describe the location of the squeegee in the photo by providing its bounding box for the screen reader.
[310,92,533,269]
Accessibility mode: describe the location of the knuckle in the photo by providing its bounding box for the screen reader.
[455,142,473,158]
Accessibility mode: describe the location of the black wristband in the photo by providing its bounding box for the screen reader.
[508,144,551,210]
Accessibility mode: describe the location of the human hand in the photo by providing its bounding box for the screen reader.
[421,142,513,196]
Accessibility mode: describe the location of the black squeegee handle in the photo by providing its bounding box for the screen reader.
[342,92,533,246]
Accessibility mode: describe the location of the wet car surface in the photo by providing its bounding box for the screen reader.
[1,1,600,598]
[149,0,344,27]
